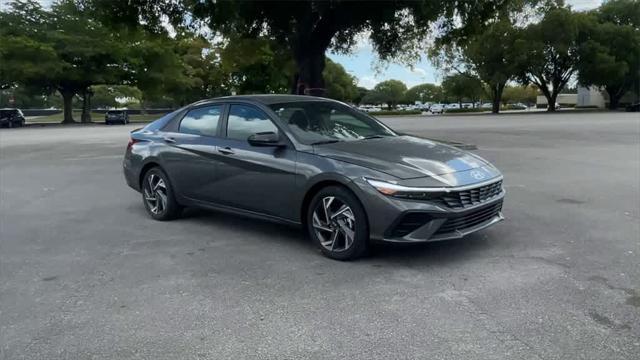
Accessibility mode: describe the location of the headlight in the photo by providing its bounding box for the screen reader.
[364,178,447,199]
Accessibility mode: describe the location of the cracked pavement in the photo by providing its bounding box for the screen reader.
[1,112,639,359]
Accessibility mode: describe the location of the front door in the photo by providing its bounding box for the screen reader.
[209,104,297,221]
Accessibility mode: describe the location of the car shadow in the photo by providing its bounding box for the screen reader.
[179,207,494,267]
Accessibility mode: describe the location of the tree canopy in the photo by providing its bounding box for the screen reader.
[576,0,640,109]
[87,0,518,96]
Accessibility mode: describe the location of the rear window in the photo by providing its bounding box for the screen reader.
[107,111,124,115]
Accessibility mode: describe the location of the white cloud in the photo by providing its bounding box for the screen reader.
[567,0,602,11]
[358,76,379,89]
[409,67,427,76]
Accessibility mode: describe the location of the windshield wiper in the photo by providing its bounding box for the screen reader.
[311,139,342,145]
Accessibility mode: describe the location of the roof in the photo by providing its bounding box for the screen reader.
[196,94,339,106]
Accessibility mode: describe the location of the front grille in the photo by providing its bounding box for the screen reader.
[387,212,432,238]
[434,201,503,235]
[434,180,503,209]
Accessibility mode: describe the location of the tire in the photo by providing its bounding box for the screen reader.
[306,185,369,260]
[141,167,182,221]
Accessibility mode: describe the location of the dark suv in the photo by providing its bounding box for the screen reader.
[105,110,129,125]
[0,108,26,128]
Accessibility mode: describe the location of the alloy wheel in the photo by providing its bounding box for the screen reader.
[312,196,356,252]
[143,173,167,215]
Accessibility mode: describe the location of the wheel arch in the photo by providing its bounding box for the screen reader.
[299,176,367,228]
[139,161,162,189]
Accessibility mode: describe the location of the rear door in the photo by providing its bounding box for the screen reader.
[160,104,226,201]
[208,103,298,220]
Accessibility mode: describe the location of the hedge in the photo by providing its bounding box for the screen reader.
[369,110,423,116]
[444,108,486,113]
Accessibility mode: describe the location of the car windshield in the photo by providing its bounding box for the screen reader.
[269,101,396,145]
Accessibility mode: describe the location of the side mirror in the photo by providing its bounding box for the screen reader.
[247,131,284,147]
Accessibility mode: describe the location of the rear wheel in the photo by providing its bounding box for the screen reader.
[307,186,369,260]
[141,167,182,221]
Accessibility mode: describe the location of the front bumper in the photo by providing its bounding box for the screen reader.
[382,198,504,242]
[351,177,505,243]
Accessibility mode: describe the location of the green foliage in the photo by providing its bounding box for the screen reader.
[323,59,358,102]
[444,108,485,113]
[88,0,517,95]
[91,85,142,108]
[369,110,422,116]
[363,80,408,109]
[512,7,588,111]
[441,74,484,104]
[220,36,293,95]
[501,85,538,105]
[577,0,640,109]
[404,83,443,103]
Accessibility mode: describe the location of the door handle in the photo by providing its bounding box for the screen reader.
[218,147,234,155]
[163,136,176,143]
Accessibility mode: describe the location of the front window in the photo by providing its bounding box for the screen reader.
[227,105,278,141]
[269,101,396,145]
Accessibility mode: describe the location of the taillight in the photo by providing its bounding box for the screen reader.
[127,137,139,151]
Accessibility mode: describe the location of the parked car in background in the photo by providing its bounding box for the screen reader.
[123,95,505,260]
[625,103,640,112]
[0,108,26,128]
[105,110,129,125]
[429,104,445,114]
[510,103,528,110]
[481,103,492,109]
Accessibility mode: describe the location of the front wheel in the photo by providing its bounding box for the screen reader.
[307,186,369,260]
[141,167,182,221]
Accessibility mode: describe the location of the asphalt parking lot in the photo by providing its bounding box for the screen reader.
[1,112,639,359]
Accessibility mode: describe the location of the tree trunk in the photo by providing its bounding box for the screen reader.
[491,83,505,114]
[293,51,327,97]
[605,86,624,110]
[546,92,558,112]
[80,88,92,123]
[59,88,76,124]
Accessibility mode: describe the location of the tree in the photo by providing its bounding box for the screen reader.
[364,80,407,109]
[91,85,142,109]
[323,59,358,102]
[353,87,370,105]
[463,20,520,113]
[513,7,587,111]
[404,83,443,104]
[219,36,293,96]
[501,85,538,105]
[0,0,129,123]
[577,0,640,109]
[430,17,520,113]
[442,74,484,107]
[89,0,517,96]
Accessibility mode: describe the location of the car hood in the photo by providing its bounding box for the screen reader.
[313,135,493,180]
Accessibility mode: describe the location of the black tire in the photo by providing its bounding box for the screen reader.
[141,167,182,221]
[306,185,369,260]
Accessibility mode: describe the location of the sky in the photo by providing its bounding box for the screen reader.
[329,0,603,89]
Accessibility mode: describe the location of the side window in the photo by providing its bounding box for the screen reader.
[179,105,222,137]
[227,105,278,141]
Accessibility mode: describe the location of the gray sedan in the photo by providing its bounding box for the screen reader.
[123,95,504,260]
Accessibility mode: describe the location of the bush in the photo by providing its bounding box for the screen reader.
[369,110,422,116]
[445,108,486,113]
[503,105,527,110]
